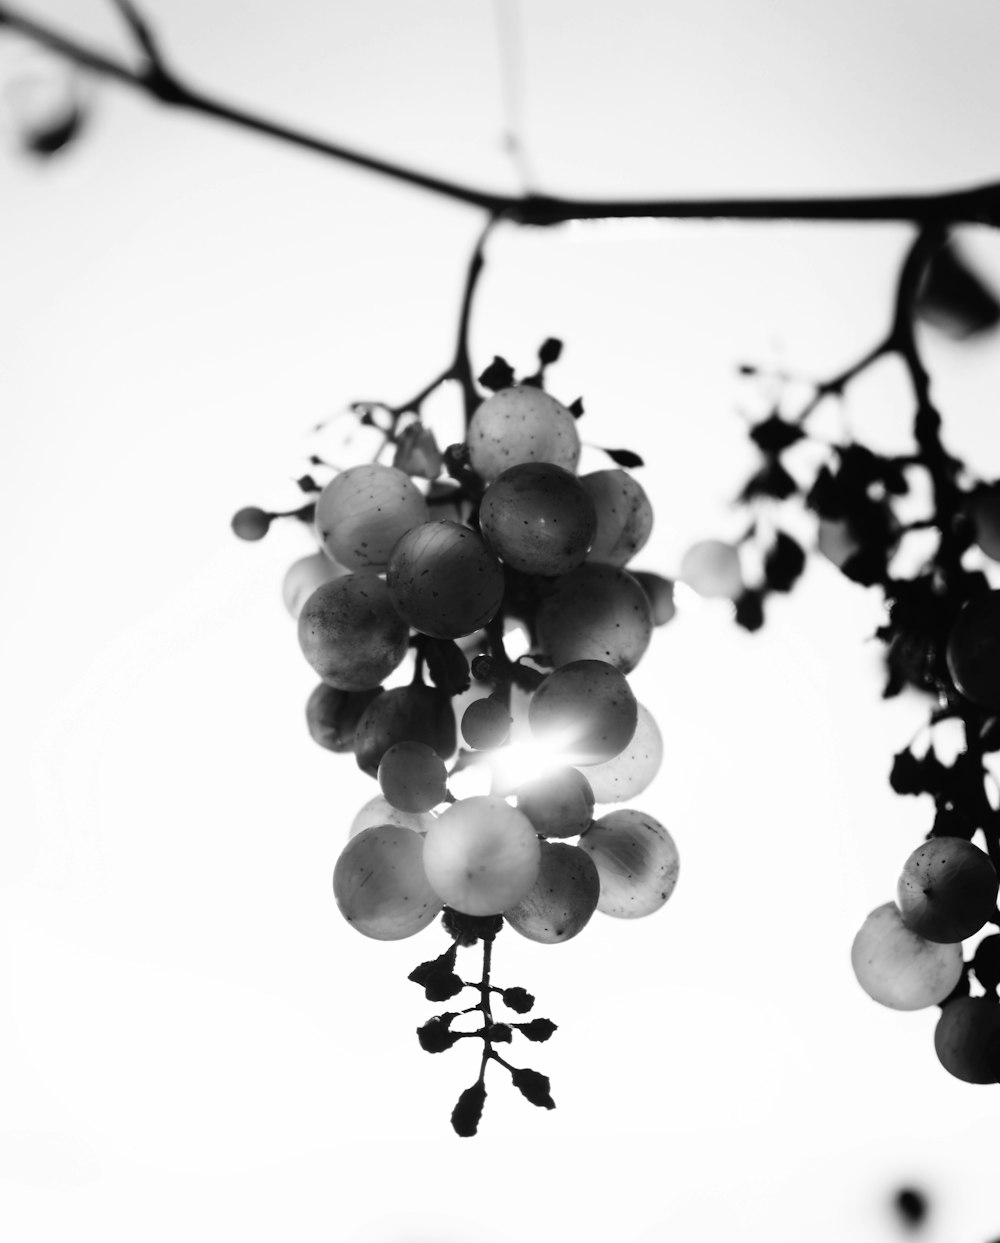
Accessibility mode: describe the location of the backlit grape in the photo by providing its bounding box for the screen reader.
[934,996,1000,1083]
[516,766,595,838]
[946,591,1000,709]
[354,684,457,777]
[896,837,998,943]
[479,462,596,576]
[504,841,600,943]
[315,463,428,571]
[282,550,348,618]
[467,385,580,482]
[528,659,637,765]
[378,741,448,813]
[579,469,653,567]
[582,702,662,804]
[630,571,676,626]
[298,574,410,691]
[349,794,435,838]
[231,506,271,541]
[579,809,679,919]
[461,697,512,750]
[850,901,963,1010]
[387,520,504,639]
[422,795,541,916]
[679,539,743,599]
[535,563,653,673]
[306,682,382,752]
[333,824,443,940]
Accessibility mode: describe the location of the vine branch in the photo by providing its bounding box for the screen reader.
[4,1,1000,227]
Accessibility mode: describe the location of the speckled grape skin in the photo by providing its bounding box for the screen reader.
[934,996,1000,1082]
[582,702,663,804]
[479,462,596,576]
[353,684,457,777]
[579,469,653,567]
[896,837,998,943]
[333,824,442,940]
[528,659,637,765]
[282,550,348,618]
[535,563,653,673]
[579,809,679,919]
[315,463,428,571]
[466,386,581,482]
[387,520,504,639]
[504,842,601,944]
[516,766,595,838]
[297,574,409,691]
[946,590,1000,709]
[630,571,676,626]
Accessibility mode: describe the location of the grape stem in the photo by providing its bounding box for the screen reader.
[475,932,496,1084]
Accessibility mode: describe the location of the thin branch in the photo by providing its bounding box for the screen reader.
[4,2,1000,226]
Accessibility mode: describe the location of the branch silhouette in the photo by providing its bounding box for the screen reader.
[3,1,1000,226]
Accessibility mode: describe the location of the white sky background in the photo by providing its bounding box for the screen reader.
[3,2,1000,1241]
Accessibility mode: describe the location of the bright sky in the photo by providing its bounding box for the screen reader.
[3,3,1000,1242]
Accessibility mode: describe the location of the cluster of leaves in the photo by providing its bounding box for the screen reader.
[408,913,556,1136]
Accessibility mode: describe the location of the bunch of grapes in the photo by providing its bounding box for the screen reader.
[233,345,680,1133]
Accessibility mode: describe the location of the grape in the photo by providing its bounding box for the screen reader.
[679,539,743,599]
[528,660,637,765]
[535,564,653,673]
[354,684,457,777]
[386,521,504,639]
[579,469,653,567]
[479,462,596,576]
[582,702,662,804]
[467,385,580,482]
[579,809,679,919]
[516,766,595,838]
[378,741,448,813]
[349,794,435,838]
[333,824,442,940]
[850,901,963,1010]
[315,463,428,571]
[461,697,512,750]
[946,591,1000,709]
[896,837,998,943]
[306,682,382,752]
[298,574,410,691]
[282,551,348,619]
[967,484,1000,561]
[422,795,541,916]
[973,933,1000,992]
[933,996,1000,1083]
[630,571,676,626]
[504,841,600,943]
[231,506,271,541]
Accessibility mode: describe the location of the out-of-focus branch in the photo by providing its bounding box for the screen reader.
[3,2,1000,226]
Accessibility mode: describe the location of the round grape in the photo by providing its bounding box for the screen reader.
[349,794,435,839]
[479,462,596,576]
[378,741,448,813]
[354,684,457,777]
[386,520,504,639]
[850,901,963,1010]
[582,702,662,804]
[679,539,743,599]
[934,996,1000,1083]
[282,550,348,619]
[231,506,271,541]
[315,463,428,571]
[333,824,442,940]
[467,385,580,482]
[528,659,637,765]
[461,697,512,750]
[504,841,601,944]
[535,563,653,673]
[516,766,595,838]
[422,795,541,916]
[298,574,410,691]
[896,837,998,943]
[579,469,653,567]
[306,682,382,752]
[579,808,679,919]
[946,591,1000,709]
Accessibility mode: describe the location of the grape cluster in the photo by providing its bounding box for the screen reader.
[234,344,680,1133]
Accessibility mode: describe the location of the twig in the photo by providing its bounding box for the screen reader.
[3,2,1000,226]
